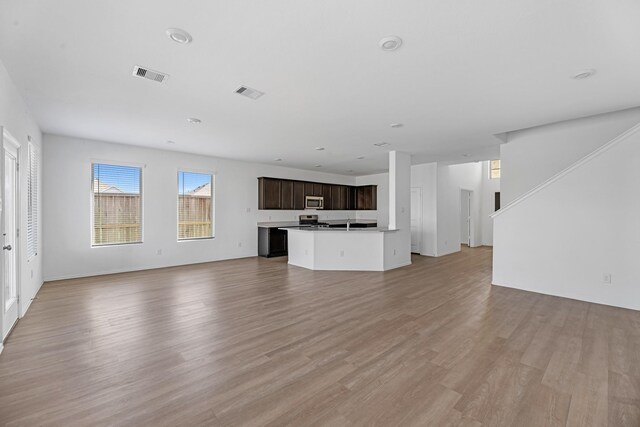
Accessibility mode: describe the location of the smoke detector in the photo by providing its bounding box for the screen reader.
[379,36,403,51]
[235,86,265,100]
[132,66,169,83]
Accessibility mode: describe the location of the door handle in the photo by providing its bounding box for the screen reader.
[3,245,11,251]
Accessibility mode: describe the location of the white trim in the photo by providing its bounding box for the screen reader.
[491,121,640,219]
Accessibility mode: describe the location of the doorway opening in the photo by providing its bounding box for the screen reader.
[460,189,472,247]
[410,187,422,254]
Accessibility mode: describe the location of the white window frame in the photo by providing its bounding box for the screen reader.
[489,159,501,180]
[177,169,215,241]
[90,161,145,247]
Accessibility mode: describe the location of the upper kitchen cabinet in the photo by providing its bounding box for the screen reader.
[280,179,294,210]
[330,185,348,210]
[258,178,376,211]
[258,177,282,209]
[356,185,377,210]
[293,181,305,210]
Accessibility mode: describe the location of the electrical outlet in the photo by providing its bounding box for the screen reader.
[246,207,251,213]
[393,249,397,255]
[156,249,162,255]
[603,273,612,284]
[238,242,242,247]
[268,215,272,220]
[339,250,344,257]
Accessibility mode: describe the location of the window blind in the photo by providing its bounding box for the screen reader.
[27,143,39,259]
[178,171,213,240]
[92,163,142,246]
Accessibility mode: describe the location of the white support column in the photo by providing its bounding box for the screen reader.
[386,151,412,269]
[389,151,411,230]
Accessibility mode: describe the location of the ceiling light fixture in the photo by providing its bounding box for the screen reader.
[273,158,282,161]
[166,28,192,44]
[167,140,176,144]
[315,147,325,151]
[379,36,403,51]
[390,123,403,128]
[571,69,596,80]
[357,156,365,160]
[315,164,322,168]
[373,142,390,147]
[187,117,201,124]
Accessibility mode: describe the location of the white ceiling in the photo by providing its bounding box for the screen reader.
[1,0,639,175]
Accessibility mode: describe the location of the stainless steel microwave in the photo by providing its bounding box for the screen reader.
[305,196,324,210]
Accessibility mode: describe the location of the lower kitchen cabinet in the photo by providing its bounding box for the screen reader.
[258,227,288,257]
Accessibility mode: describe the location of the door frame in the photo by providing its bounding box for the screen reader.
[410,187,422,254]
[460,188,474,247]
[1,127,21,342]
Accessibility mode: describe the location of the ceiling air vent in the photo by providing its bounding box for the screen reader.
[235,85,264,100]
[132,66,169,83]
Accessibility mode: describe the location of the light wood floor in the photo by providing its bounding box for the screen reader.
[1,247,639,426]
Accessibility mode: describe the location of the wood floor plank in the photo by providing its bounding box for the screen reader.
[0,247,639,426]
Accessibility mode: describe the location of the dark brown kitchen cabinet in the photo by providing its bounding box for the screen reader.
[258,177,376,211]
[293,181,305,210]
[331,185,348,210]
[258,177,282,209]
[280,180,294,210]
[322,184,332,207]
[304,182,315,198]
[356,185,377,210]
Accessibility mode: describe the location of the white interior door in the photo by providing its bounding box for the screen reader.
[460,190,471,246]
[2,131,19,340]
[410,188,422,254]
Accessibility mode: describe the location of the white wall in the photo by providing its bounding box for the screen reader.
[386,151,412,268]
[480,161,500,246]
[0,60,43,333]
[493,122,640,311]
[500,107,640,204]
[43,134,358,280]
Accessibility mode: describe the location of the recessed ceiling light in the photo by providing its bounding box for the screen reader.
[315,164,322,168]
[273,158,282,161]
[357,156,365,160]
[315,147,325,151]
[390,123,403,128]
[166,28,192,44]
[187,117,201,124]
[571,69,596,80]
[373,142,390,147]
[167,140,176,144]
[462,154,469,157]
[379,36,403,51]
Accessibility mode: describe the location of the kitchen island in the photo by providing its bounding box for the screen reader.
[283,227,410,271]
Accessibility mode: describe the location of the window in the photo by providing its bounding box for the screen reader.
[490,159,501,179]
[178,171,214,240]
[27,143,39,260]
[92,163,142,246]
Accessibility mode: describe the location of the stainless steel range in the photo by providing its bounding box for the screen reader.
[298,214,329,227]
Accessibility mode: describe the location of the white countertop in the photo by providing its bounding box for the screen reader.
[257,219,378,228]
[281,226,396,233]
